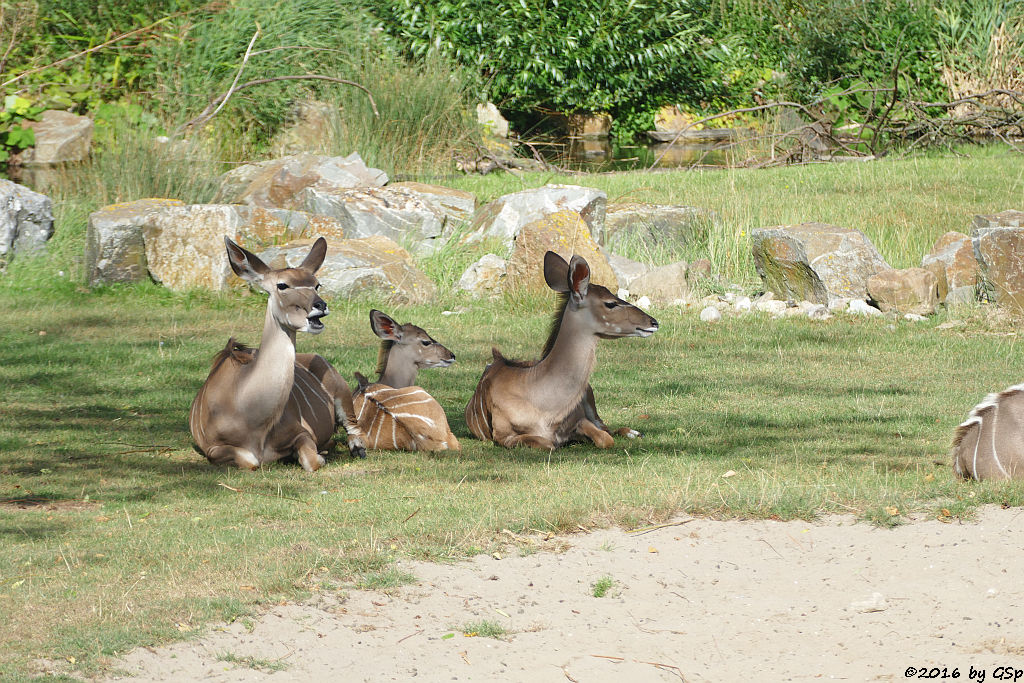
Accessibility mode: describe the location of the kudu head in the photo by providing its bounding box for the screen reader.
[543,251,659,339]
[225,237,329,335]
[370,309,455,372]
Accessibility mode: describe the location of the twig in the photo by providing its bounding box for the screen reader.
[207,27,262,123]
[396,630,422,644]
[627,519,694,535]
[176,74,378,137]
[402,507,420,524]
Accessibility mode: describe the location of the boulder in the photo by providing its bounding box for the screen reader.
[0,179,53,260]
[505,210,616,291]
[465,185,607,249]
[750,222,890,304]
[866,267,939,316]
[142,204,342,291]
[605,203,712,251]
[298,183,472,255]
[21,110,93,165]
[457,254,507,297]
[972,222,1024,310]
[628,261,691,304]
[603,250,649,289]
[973,210,1024,229]
[568,112,612,139]
[920,231,978,304]
[476,102,509,138]
[85,198,184,286]
[214,152,387,208]
[270,101,336,156]
[259,236,435,304]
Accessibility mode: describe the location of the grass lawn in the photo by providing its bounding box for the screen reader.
[2,147,1024,679]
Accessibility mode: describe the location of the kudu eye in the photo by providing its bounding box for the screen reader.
[604,301,619,309]
[276,282,289,291]
[420,340,432,346]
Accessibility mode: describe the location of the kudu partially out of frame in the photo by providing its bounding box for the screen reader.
[352,310,460,451]
[189,237,366,471]
[952,383,1024,480]
[465,251,658,449]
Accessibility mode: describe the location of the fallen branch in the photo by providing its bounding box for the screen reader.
[627,519,694,535]
[176,74,379,137]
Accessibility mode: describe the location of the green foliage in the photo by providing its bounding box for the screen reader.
[591,575,615,598]
[367,0,711,128]
[0,95,42,163]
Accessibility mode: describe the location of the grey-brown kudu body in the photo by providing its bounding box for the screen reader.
[465,251,658,449]
[952,383,1024,480]
[189,237,366,471]
[353,310,460,451]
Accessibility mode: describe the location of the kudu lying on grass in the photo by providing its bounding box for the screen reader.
[352,310,460,451]
[189,237,366,471]
[953,383,1024,480]
[465,251,658,449]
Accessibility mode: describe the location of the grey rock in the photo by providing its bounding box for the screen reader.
[465,184,607,249]
[22,110,93,165]
[86,198,184,286]
[866,267,939,316]
[0,179,54,260]
[751,222,890,303]
[699,306,722,322]
[627,260,690,304]
[605,203,713,251]
[603,250,649,289]
[457,254,507,297]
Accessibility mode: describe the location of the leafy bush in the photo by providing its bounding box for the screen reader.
[0,95,42,163]
[367,0,713,139]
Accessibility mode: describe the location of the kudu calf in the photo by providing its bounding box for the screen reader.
[352,310,460,451]
[189,237,365,471]
[952,383,1024,480]
[465,251,658,449]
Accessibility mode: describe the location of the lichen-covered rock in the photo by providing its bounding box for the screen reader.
[270,101,336,156]
[0,179,53,260]
[605,203,712,251]
[22,110,93,165]
[866,267,939,316]
[628,261,691,304]
[505,210,616,291]
[142,204,342,291]
[751,222,890,304]
[971,212,1024,310]
[457,254,507,297]
[86,198,184,286]
[921,231,978,304]
[259,236,436,304]
[465,185,607,249]
[214,152,388,208]
[298,183,468,256]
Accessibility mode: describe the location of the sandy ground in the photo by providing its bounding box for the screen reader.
[110,505,1024,682]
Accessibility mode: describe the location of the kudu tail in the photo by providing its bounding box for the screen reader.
[952,384,1024,481]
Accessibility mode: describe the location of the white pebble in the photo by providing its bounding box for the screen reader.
[847,300,880,316]
[636,296,652,310]
[700,306,722,322]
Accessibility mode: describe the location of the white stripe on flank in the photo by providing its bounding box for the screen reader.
[990,403,1010,478]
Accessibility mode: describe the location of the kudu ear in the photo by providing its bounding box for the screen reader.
[543,251,571,293]
[298,236,328,273]
[567,255,591,304]
[369,309,402,341]
[225,237,270,285]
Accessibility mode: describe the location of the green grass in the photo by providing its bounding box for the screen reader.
[3,146,1024,679]
[460,620,506,639]
[445,143,1024,280]
[216,651,290,672]
[591,575,615,598]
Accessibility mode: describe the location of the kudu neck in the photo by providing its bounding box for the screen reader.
[535,303,599,392]
[377,343,418,388]
[236,303,297,414]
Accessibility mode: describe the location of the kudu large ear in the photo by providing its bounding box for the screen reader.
[543,251,571,293]
[298,236,328,273]
[369,309,402,341]
[225,237,271,285]
[567,255,591,304]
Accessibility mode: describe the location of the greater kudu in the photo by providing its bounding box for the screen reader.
[465,251,658,449]
[952,383,1024,480]
[352,310,459,451]
[189,237,366,470]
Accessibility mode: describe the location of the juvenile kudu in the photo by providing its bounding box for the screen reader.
[465,251,658,449]
[952,383,1024,480]
[353,310,460,451]
[189,237,365,471]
